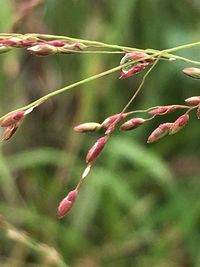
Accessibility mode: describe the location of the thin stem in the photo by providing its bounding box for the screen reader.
[121,57,160,113]
[1,33,200,64]
[0,54,158,121]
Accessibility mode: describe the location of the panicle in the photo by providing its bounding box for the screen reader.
[184,96,200,106]
[120,118,145,131]
[57,189,78,219]
[73,122,102,133]
[86,136,108,164]
[169,113,189,135]
[147,123,172,143]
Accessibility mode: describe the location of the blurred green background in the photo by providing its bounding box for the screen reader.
[0,0,200,266]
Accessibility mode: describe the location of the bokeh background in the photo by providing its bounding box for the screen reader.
[0,1,200,266]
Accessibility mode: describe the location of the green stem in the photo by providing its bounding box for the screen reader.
[0,54,158,121]
[1,34,200,121]
[121,57,160,113]
[1,33,200,64]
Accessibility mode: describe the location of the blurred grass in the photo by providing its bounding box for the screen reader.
[0,0,200,266]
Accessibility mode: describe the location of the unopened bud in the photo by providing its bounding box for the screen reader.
[148,105,180,115]
[86,136,108,164]
[73,122,102,133]
[185,96,200,106]
[169,113,189,135]
[57,189,78,219]
[102,113,126,128]
[1,111,25,127]
[119,52,154,79]
[2,125,18,141]
[147,123,172,143]
[27,44,58,56]
[119,64,147,79]
[120,118,145,131]
[183,67,200,79]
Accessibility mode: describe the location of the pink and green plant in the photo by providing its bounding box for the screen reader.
[0,33,200,218]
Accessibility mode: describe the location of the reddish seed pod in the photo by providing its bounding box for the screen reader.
[102,113,126,128]
[1,111,25,127]
[169,113,189,135]
[147,123,172,143]
[57,189,78,219]
[148,105,182,115]
[184,96,200,106]
[120,118,145,131]
[73,122,102,133]
[119,52,154,79]
[183,67,200,79]
[119,64,147,79]
[27,44,58,56]
[86,136,108,164]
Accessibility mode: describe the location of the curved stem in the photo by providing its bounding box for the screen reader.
[1,33,200,64]
[0,53,159,121]
[121,57,160,113]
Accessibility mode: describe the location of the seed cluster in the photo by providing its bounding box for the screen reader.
[0,40,199,219]
[0,36,86,56]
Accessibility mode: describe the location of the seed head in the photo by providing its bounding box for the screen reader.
[120,118,145,131]
[57,189,78,219]
[169,113,189,135]
[73,122,102,133]
[183,67,200,79]
[184,96,200,106]
[86,136,108,164]
[147,123,172,143]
